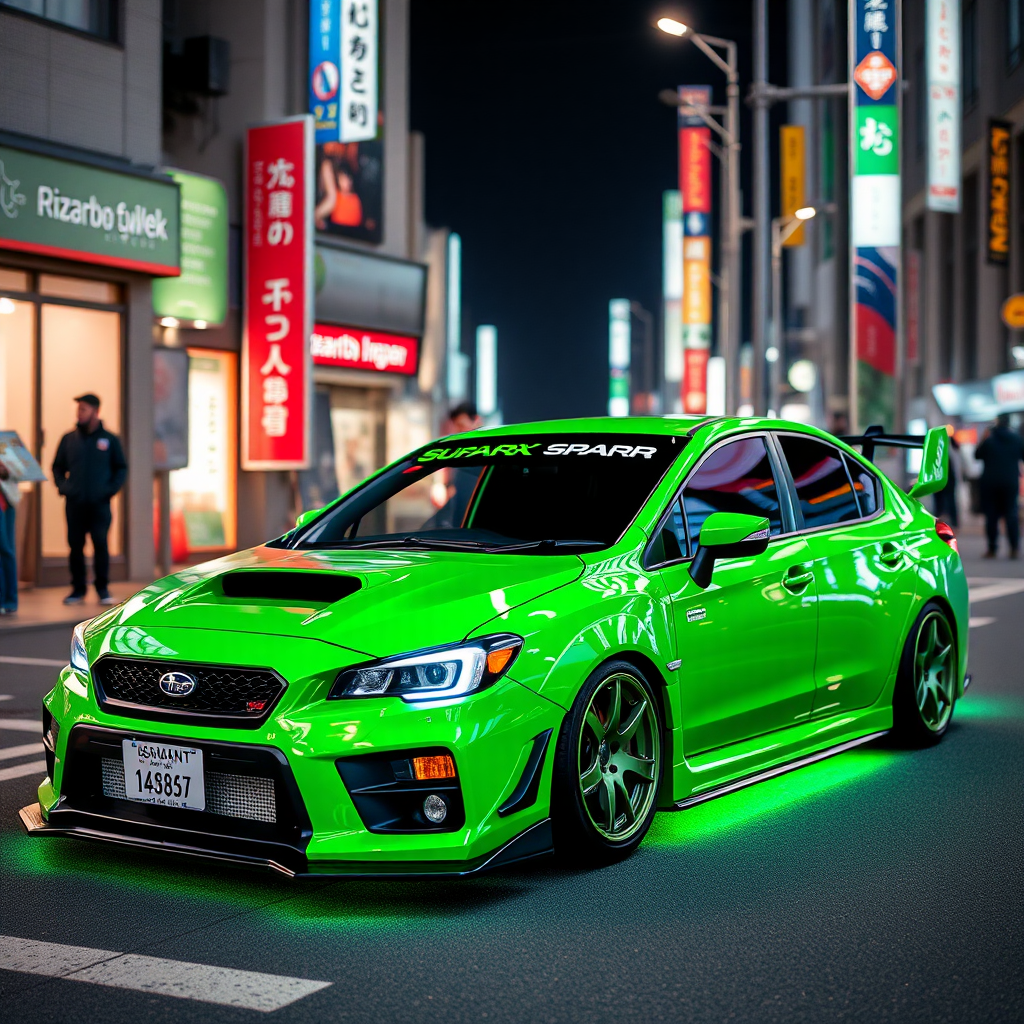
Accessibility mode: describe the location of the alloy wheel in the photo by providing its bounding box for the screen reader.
[577,672,660,841]
[913,611,955,732]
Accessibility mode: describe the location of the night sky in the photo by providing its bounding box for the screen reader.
[410,0,789,424]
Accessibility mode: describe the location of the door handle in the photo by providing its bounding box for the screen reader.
[781,565,814,592]
[879,542,904,569]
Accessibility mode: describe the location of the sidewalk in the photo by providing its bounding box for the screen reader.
[1,581,148,633]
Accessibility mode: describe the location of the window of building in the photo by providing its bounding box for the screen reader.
[777,435,860,529]
[1010,0,1024,70]
[0,0,118,41]
[962,0,978,106]
[681,436,783,553]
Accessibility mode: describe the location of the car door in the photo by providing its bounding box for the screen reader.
[773,432,917,717]
[652,434,819,755]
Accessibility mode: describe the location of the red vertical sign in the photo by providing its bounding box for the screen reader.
[242,117,314,469]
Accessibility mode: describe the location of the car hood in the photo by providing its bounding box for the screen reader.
[99,545,585,659]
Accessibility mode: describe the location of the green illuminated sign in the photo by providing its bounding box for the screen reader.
[152,170,228,325]
[0,143,179,274]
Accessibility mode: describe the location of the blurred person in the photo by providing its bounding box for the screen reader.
[52,394,127,605]
[829,410,850,437]
[933,424,961,528]
[0,447,21,615]
[447,401,483,436]
[976,413,1024,559]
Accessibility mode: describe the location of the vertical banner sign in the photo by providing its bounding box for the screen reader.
[340,0,378,143]
[243,117,314,470]
[987,120,1012,266]
[850,0,901,432]
[310,1,378,144]
[678,85,713,414]
[663,190,684,386]
[309,1,342,143]
[780,125,807,247]
[608,299,631,417]
[926,0,960,211]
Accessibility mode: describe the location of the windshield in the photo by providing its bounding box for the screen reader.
[282,433,683,553]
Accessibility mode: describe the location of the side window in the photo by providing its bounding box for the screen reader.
[682,436,783,551]
[777,434,860,529]
[843,453,881,516]
[648,499,686,564]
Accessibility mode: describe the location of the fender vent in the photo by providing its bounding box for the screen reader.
[221,571,360,603]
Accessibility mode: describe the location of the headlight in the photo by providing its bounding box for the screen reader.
[69,620,91,673]
[330,634,523,702]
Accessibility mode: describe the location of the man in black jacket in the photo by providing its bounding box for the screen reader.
[976,413,1024,559]
[52,394,128,604]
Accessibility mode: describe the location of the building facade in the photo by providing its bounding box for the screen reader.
[0,0,453,588]
[784,0,1024,435]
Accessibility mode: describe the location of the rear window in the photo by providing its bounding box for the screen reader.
[282,434,683,553]
[777,434,861,529]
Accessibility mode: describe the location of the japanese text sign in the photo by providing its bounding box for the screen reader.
[243,118,314,470]
[309,0,378,145]
[926,0,960,212]
[988,120,1012,266]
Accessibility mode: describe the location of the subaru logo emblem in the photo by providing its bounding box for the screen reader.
[158,671,197,697]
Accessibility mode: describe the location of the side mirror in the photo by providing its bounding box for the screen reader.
[689,512,771,590]
[908,427,949,499]
[295,507,321,529]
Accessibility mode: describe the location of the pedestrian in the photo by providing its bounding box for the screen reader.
[933,424,961,527]
[51,394,127,605]
[975,413,1024,559]
[0,448,21,615]
[447,400,483,435]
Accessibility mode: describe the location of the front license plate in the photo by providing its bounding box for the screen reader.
[122,739,205,811]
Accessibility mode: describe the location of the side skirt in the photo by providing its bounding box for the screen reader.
[672,730,889,811]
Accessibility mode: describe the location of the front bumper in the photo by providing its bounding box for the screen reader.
[33,654,563,875]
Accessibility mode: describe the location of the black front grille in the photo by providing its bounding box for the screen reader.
[93,657,286,728]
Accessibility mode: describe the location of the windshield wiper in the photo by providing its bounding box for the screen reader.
[483,538,607,553]
[329,535,490,552]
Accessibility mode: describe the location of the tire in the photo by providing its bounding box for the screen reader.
[551,660,664,865]
[892,601,957,745]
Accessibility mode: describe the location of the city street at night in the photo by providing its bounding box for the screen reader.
[1,1,1024,1021]
[1,542,1021,1022]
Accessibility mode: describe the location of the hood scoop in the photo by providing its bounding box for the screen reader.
[220,570,361,604]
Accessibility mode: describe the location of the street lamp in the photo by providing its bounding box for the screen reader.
[769,205,833,416]
[657,18,743,417]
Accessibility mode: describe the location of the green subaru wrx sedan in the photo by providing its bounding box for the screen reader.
[21,415,968,876]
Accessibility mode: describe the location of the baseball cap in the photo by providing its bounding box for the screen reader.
[74,393,101,408]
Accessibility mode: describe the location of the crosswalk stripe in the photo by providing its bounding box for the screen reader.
[0,742,43,761]
[969,616,996,628]
[0,759,45,782]
[0,719,42,733]
[0,655,68,667]
[0,935,331,1012]
[969,580,1024,604]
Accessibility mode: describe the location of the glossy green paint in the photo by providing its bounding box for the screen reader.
[908,427,949,499]
[697,511,770,547]
[37,414,969,869]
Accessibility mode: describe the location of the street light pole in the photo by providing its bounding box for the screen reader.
[657,19,743,415]
[752,0,769,416]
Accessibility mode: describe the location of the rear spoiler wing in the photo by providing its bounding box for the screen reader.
[837,424,948,499]
[836,424,925,462]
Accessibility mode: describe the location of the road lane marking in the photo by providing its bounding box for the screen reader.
[0,655,67,667]
[0,695,12,701]
[0,936,331,1012]
[0,759,45,782]
[0,742,43,761]
[0,719,41,733]
[969,616,996,628]
[969,579,1024,604]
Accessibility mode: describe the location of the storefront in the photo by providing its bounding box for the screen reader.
[299,242,431,509]
[0,138,180,586]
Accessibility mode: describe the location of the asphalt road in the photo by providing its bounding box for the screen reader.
[0,545,1021,1023]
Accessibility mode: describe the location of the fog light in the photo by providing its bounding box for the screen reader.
[423,793,448,824]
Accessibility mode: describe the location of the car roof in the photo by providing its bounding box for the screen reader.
[446,415,840,444]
